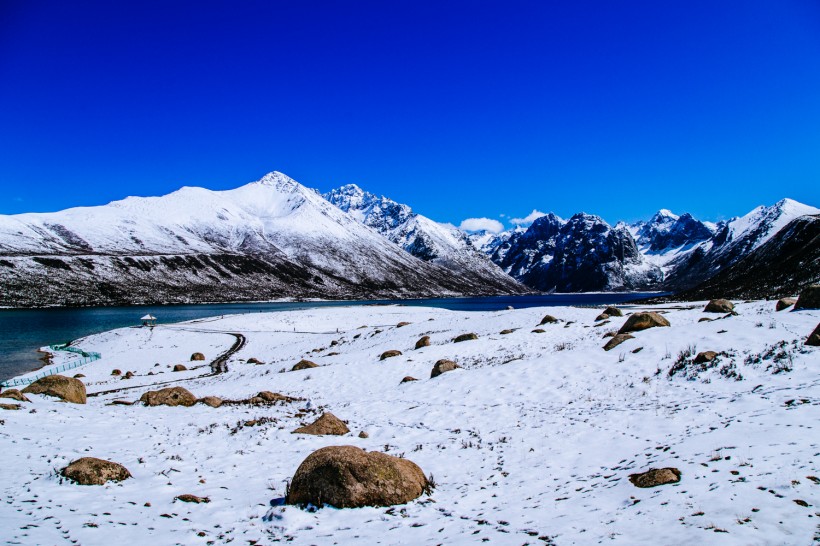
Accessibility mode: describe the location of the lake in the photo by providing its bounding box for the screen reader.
[0,293,664,382]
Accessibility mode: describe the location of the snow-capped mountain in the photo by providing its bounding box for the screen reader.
[323,184,522,290]
[630,210,715,254]
[0,172,527,307]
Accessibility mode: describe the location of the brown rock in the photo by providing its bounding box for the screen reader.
[73,374,85,378]
[453,333,478,343]
[111,369,122,376]
[603,334,634,351]
[358,431,369,439]
[539,315,559,325]
[123,371,134,379]
[595,313,610,321]
[61,457,131,485]
[704,299,734,313]
[256,391,297,403]
[173,364,187,372]
[247,357,263,364]
[109,400,133,406]
[776,298,797,311]
[531,329,546,333]
[618,312,670,334]
[198,396,223,408]
[400,376,418,383]
[0,389,30,403]
[380,350,402,361]
[292,359,318,371]
[698,317,712,323]
[806,323,820,347]
[0,403,20,411]
[22,375,86,404]
[175,494,210,504]
[431,359,460,378]
[293,412,350,436]
[694,351,718,364]
[602,306,623,317]
[414,336,431,349]
[499,329,515,335]
[602,331,616,338]
[396,322,411,328]
[190,352,206,361]
[139,386,197,407]
[286,445,428,508]
[628,467,681,488]
[795,285,820,310]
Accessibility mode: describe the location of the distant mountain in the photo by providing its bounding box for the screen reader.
[323,184,523,291]
[0,172,527,307]
[664,214,820,300]
[631,210,715,254]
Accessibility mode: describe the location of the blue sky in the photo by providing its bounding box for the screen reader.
[1,0,818,228]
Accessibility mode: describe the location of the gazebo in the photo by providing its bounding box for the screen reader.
[140,314,157,327]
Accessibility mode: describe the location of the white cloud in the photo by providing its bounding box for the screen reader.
[510,209,547,225]
[459,217,504,233]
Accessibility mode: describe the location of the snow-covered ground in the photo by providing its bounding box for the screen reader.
[1,302,818,545]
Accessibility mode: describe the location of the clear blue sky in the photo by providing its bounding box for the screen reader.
[1,0,819,226]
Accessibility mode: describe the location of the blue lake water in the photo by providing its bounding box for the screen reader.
[0,293,664,382]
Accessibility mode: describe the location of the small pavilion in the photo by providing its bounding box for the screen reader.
[140,314,157,327]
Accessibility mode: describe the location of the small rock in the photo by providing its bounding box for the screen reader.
[73,374,85,378]
[694,351,718,364]
[539,315,559,325]
[123,371,134,379]
[247,357,263,364]
[172,364,187,372]
[293,412,350,436]
[175,494,210,504]
[776,298,796,311]
[109,400,133,406]
[61,457,131,485]
[602,306,623,317]
[400,376,418,383]
[396,322,411,328]
[111,369,122,376]
[190,352,206,361]
[704,299,734,313]
[0,403,21,411]
[198,396,223,408]
[698,317,712,323]
[292,359,318,371]
[794,499,810,507]
[0,389,30,403]
[22,375,86,404]
[531,329,546,334]
[380,350,402,361]
[618,312,670,334]
[256,391,295,403]
[628,467,681,488]
[631,347,643,354]
[431,359,460,378]
[139,386,197,407]
[453,333,478,343]
[603,334,634,351]
[602,332,616,338]
[795,285,820,310]
[358,431,369,439]
[414,336,431,349]
[499,329,515,335]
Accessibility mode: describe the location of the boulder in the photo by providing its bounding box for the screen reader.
[22,375,86,404]
[431,359,460,378]
[139,386,197,407]
[698,317,712,323]
[539,315,559,325]
[61,457,131,485]
[618,312,670,334]
[0,403,20,411]
[172,364,187,372]
[256,391,297,403]
[704,299,734,313]
[603,334,634,351]
[628,467,681,488]
[247,357,263,364]
[358,431,369,439]
[73,374,85,378]
[190,352,206,361]
[292,359,318,371]
[286,445,428,508]
[396,322,411,328]
[293,412,350,436]
[175,494,210,504]
[380,350,402,361]
[595,313,610,321]
[531,329,546,333]
[602,306,623,317]
[0,389,30,403]
[400,376,418,384]
[806,323,820,347]
[499,329,515,335]
[776,298,797,311]
[453,333,478,343]
[123,371,134,379]
[694,351,718,364]
[414,336,431,349]
[111,369,122,376]
[795,285,820,310]
[198,396,223,408]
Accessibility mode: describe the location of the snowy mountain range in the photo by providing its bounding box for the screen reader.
[0,170,816,307]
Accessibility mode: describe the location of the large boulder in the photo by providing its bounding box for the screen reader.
[602,306,623,317]
[293,412,350,436]
[617,312,670,334]
[292,359,318,371]
[452,333,478,343]
[22,375,86,404]
[776,298,797,311]
[286,445,429,508]
[61,457,131,485]
[704,299,734,313]
[380,350,402,361]
[431,359,460,378]
[139,386,197,407]
[603,334,634,351]
[795,285,820,310]
[806,323,820,347]
[628,467,681,488]
[0,389,30,403]
[414,336,431,349]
